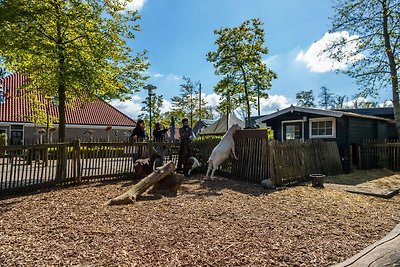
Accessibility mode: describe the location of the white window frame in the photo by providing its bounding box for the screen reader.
[281,119,304,141]
[309,117,336,139]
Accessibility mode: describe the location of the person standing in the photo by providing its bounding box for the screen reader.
[130,119,148,158]
[130,119,147,141]
[153,122,170,166]
[152,122,169,142]
[177,118,194,175]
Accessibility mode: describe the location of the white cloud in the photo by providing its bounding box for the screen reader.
[123,0,146,11]
[204,93,221,108]
[255,95,293,115]
[110,96,143,119]
[161,99,172,113]
[165,73,181,81]
[110,92,292,121]
[296,31,364,73]
[203,92,292,116]
[154,73,164,78]
[262,55,280,66]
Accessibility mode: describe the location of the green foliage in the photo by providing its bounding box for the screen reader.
[333,95,348,109]
[0,133,7,146]
[171,77,212,127]
[47,146,124,159]
[139,93,167,132]
[266,128,274,140]
[318,86,336,109]
[192,135,223,142]
[0,0,149,141]
[24,93,58,127]
[207,18,277,127]
[296,90,315,108]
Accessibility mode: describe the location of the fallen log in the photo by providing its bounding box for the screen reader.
[105,161,175,206]
[147,173,186,196]
[333,223,400,267]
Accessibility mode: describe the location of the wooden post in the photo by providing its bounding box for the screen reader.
[73,139,82,184]
[357,145,362,170]
[348,145,353,173]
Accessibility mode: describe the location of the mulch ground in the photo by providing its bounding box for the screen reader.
[0,175,399,267]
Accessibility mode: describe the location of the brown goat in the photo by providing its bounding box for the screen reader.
[133,153,162,180]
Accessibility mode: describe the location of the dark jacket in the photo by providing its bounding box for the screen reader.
[130,126,147,141]
[153,128,168,141]
[179,126,193,143]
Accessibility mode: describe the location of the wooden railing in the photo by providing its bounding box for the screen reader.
[0,140,151,196]
[0,133,344,196]
[361,139,400,171]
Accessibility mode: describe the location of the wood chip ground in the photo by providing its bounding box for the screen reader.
[1,175,399,267]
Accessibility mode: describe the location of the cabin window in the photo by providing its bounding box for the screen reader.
[309,117,336,138]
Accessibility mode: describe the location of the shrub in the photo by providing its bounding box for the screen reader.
[0,133,7,157]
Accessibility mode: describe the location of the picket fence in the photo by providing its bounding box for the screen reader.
[361,139,400,171]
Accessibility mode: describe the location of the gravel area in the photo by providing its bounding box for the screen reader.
[0,175,399,267]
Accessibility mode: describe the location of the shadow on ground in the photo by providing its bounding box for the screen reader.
[181,174,272,198]
[326,169,397,185]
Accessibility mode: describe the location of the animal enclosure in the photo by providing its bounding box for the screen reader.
[361,139,400,171]
[0,130,343,196]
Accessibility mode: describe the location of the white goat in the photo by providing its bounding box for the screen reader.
[206,124,241,179]
[188,157,200,175]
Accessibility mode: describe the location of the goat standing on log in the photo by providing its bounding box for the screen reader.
[206,124,241,179]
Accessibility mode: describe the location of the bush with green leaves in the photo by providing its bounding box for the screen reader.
[0,133,7,146]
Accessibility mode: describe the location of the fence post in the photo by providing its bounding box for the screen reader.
[73,139,82,184]
[148,140,154,157]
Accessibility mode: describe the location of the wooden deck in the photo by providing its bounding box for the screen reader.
[333,224,400,267]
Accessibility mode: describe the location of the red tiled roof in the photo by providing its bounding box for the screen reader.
[0,73,136,126]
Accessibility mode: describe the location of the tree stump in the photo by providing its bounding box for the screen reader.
[105,161,175,206]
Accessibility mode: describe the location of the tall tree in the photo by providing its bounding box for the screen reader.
[171,77,210,127]
[333,95,348,109]
[214,76,241,115]
[0,0,149,141]
[329,0,400,136]
[296,90,316,107]
[139,93,165,133]
[195,82,212,122]
[207,18,277,127]
[319,86,336,109]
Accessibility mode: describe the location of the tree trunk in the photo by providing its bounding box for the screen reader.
[241,65,251,128]
[105,161,176,206]
[382,0,400,138]
[55,14,67,180]
[147,173,186,196]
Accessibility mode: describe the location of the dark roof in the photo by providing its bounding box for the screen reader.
[201,119,217,125]
[0,73,136,126]
[193,119,217,135]
[256,106,395,123]
[336,107,394,118]
[247,115,265,127]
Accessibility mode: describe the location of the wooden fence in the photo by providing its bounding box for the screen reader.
[0,140,149,196]
[0,131,344,196]
[361,140,400,171]
[196,131,342,185]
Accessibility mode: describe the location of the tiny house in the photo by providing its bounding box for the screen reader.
[255,105,397,172]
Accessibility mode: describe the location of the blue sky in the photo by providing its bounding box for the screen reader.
[112,0,393,119]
